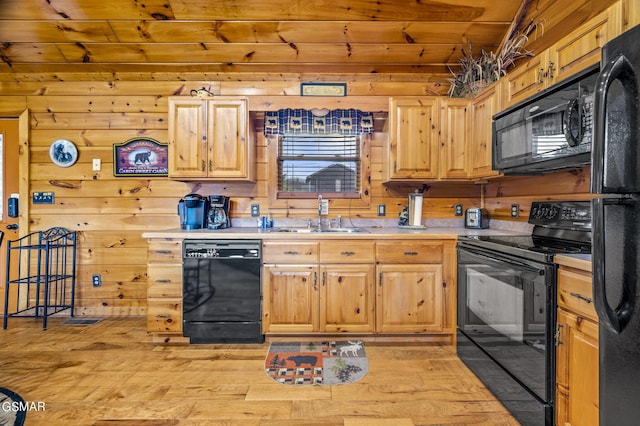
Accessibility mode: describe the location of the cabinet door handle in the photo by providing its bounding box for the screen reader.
[201,160,205,171]
[313,271,317,291]
[538,68,544,83]
[555,323,564,346]
[283,251,299,255]
[322,272,326,287]
[341,251,355,256]
[547,61,555,80]
[379,272,383,286]
[569,292,593,303]
[209,160,213,171]
[404,251,418,256]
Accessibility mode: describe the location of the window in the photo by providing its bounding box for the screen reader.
[277,134,361,198]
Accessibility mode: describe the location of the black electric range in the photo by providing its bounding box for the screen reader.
[458,201,592,263]
[456,200,592,426]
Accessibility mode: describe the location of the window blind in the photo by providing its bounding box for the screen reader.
[277,134,360,194]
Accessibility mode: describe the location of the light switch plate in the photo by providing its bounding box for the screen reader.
[377,204,386,216]
[92,158,101,171]
[33,192,55,204]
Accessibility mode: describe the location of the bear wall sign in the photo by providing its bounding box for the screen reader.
[113,138,168,177]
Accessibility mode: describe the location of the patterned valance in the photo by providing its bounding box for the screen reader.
[264,109,374,135]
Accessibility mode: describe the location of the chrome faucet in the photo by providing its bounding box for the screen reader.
[317,194,323,228]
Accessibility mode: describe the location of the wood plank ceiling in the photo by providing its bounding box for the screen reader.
[0,0,526,82]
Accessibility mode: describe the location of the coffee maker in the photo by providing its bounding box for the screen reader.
[206,195,231,229]
[178,193,209,230]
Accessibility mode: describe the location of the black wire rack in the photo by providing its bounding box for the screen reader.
[3,227,77,330]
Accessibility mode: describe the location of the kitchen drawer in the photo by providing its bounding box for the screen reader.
[147,298,182,333]
[263,241,319,264]
[376,241,444,264]
[558,266,597,321]
[319,240,375,263]
[147,265,182,298]
[148,239,182,263]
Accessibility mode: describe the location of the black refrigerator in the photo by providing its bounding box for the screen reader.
[591,24,640,426]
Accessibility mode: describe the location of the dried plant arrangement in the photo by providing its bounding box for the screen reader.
[447,1,542,98]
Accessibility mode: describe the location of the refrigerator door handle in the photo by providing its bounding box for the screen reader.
[592,198,636,333]
[591,54,638,194]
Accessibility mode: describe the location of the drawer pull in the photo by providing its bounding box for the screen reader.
[155,250,171,254]
[404,251,418,256]
[156,279,171,283]
[341,251,355,256]
[569,292,593,304]
[155,315,169,318]
[283,251,299,255]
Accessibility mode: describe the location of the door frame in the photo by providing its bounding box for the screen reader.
[15,110,29,236]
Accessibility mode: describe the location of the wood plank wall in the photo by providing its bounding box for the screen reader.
[484,167,592,221]
[0,80,482,317]
[1,0,627,316]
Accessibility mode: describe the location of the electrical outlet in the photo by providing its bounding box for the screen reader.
[92,158,101,171]
[320,199,329,215]
[250,204,260,217]
[92,274,101,287]
[454,204,463,216]
[377,204,386,216]
[511,204,520,218]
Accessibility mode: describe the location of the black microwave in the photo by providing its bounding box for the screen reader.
[492,64,599,175]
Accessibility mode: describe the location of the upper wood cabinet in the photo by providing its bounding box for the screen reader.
[469,85,501,179]
[548,1,623,83]
[168,96,255,181]
[439,98,470,179]
[501,2,623,109]
[624,0,640,29]
[386,97,477,182]
[386,97,439,181]
[500,50,551,108]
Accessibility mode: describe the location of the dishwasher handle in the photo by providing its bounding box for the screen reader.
[183,239,261,259]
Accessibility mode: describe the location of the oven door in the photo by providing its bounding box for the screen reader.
[457,243,556,403]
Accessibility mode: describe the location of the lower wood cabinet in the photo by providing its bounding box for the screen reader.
[376,240,448,334]
[145,237,456,340]
[556,265,599,426]
[262,238,455,338]
[321,264,376,333]
[376,263,443,333]
[146,239,183,335]
[262,240,376,334]
[262,264,319,333]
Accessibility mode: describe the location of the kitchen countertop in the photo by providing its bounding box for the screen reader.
[142,227,525,240]
[555,254,592,272]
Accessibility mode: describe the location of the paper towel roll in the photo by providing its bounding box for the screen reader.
[411,194,423,226]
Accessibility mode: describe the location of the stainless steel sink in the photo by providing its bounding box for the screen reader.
[269,227,368,234]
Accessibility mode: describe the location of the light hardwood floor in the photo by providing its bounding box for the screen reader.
[0,318,519,425]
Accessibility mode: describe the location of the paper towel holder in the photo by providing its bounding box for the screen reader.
[408,189,424,227]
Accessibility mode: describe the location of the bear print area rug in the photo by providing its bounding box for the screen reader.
[265,341,368,385]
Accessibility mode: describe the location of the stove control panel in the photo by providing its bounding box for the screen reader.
[529,201,591,229]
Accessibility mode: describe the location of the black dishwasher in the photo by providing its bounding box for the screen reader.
[183,240,263,343]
